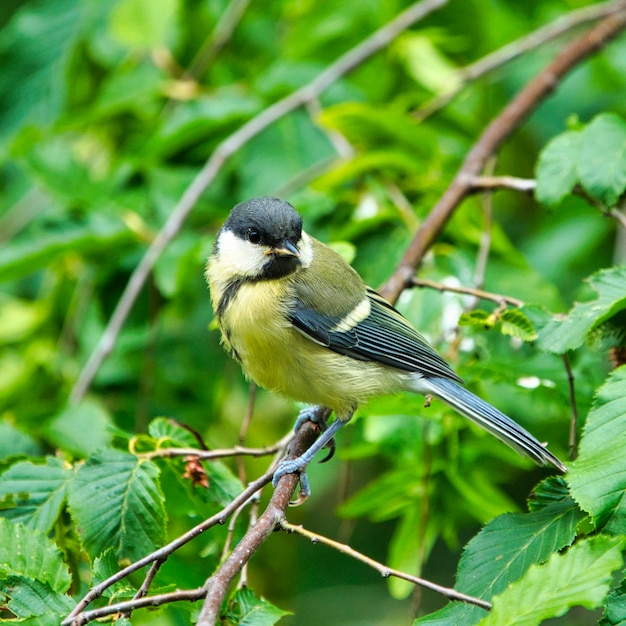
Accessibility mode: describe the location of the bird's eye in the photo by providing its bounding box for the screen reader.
[247,228,261,244]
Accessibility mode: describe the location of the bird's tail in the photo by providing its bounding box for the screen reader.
[413,376,567,472]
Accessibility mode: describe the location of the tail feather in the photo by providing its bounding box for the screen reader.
[415,376,567,472]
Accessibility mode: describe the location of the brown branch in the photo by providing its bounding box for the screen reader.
[69,0,448,404]
[380,6,626,305]
[279,520,492,611]
[415,0,626,120]
[63,467,277,624]
[410,277,524,308]
[197,421,321,625]
[469,175,536,193]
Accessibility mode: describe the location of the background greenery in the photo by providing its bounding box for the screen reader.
[1,0,626,624]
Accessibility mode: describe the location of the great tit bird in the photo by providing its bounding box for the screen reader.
[206,197,566,493]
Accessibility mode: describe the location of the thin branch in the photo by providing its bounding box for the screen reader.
[64,468,277,623]
[410,277,524,308]
[185,0,252,80]
[279,520,492,611]
[562,354,579,460]
[69,0,448,404]
[67,588,207,625]
[469,175,536,193]
[139,439,290,461]
[381,6,626,305]
[415,0,626,120]
[120,558,164,620]
[197,421,321,625]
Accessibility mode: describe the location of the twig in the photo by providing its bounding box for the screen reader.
[197,421,321,625]
[381,6,626,305]
[139,438,291,461]
[69,0,448,404]
[185,0,252,79]
[120,558,164,620]
[279,520,492,611]
[415,0,626,120]
[410,277,524,308]
[64,468,276,624]
[67,588,207,625]
[562,354,579,460]
[469,175,536,193]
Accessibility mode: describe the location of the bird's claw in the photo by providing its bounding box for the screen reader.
[272,458,311,505]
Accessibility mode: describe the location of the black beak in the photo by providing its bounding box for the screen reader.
[266,239,299,258]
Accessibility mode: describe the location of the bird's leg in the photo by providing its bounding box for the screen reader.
[292,406,335,462]
[272,417,346,499]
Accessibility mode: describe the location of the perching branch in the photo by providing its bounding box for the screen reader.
[279,520,492,611]
[381,5,626,305]
[69,0,448,404]
[63,465,279,624]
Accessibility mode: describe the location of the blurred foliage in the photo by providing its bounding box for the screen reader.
[0,0,626,624]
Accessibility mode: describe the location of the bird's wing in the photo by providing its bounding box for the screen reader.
[290,287,463,383]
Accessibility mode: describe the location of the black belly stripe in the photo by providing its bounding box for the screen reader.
[217,278,246,319]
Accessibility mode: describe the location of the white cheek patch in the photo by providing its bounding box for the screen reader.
[330,297,371,333]
[299,232,314,268]
[215,230,268,278]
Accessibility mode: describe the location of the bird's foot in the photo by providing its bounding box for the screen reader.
[293,406,335,462]
[272,414,345,503]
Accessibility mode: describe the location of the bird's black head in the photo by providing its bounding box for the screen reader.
[218,197,308,279]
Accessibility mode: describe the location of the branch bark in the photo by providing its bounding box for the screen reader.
[380,5,626,304]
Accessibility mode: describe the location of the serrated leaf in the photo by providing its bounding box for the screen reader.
[414,499,584,625]
[568,366,626,532]
[535,130,582,206]
[478,535,625,626]
[578,113,626,206]
[458,310,493,329]
[148,417,202,448]
[0,518,71,593]
[67,449,166,561]
[0,575,75,619]
[527,476,571,512]
[537,266,626,354]
[0,457,71,532]
[228,587,291,625]
[601,578,626,626]
[499,309,537,341]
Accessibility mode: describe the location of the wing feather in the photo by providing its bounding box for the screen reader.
[290,287,462,383]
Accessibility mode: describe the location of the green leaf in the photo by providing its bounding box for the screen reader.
[0,457,71,533]
[499,309,537,341]
[0,421,41,461]
[227,587,291,625]
[394,33,461,94]
[67,449,166,561]
[537,266,626,354]
[0,0,81,138]
[0,518,71,593]
[568,366,626,532]
[148,417,202,448]
[0,220,135,282]
[43,399,113,457]
[110,0,179,50]
[477,535,625,626]
[601,578,626,626]
[578,113,626,206]
[414,499,585,625]
[535,130,582,206]
[458,309,494,329]
[0,575,75,620]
